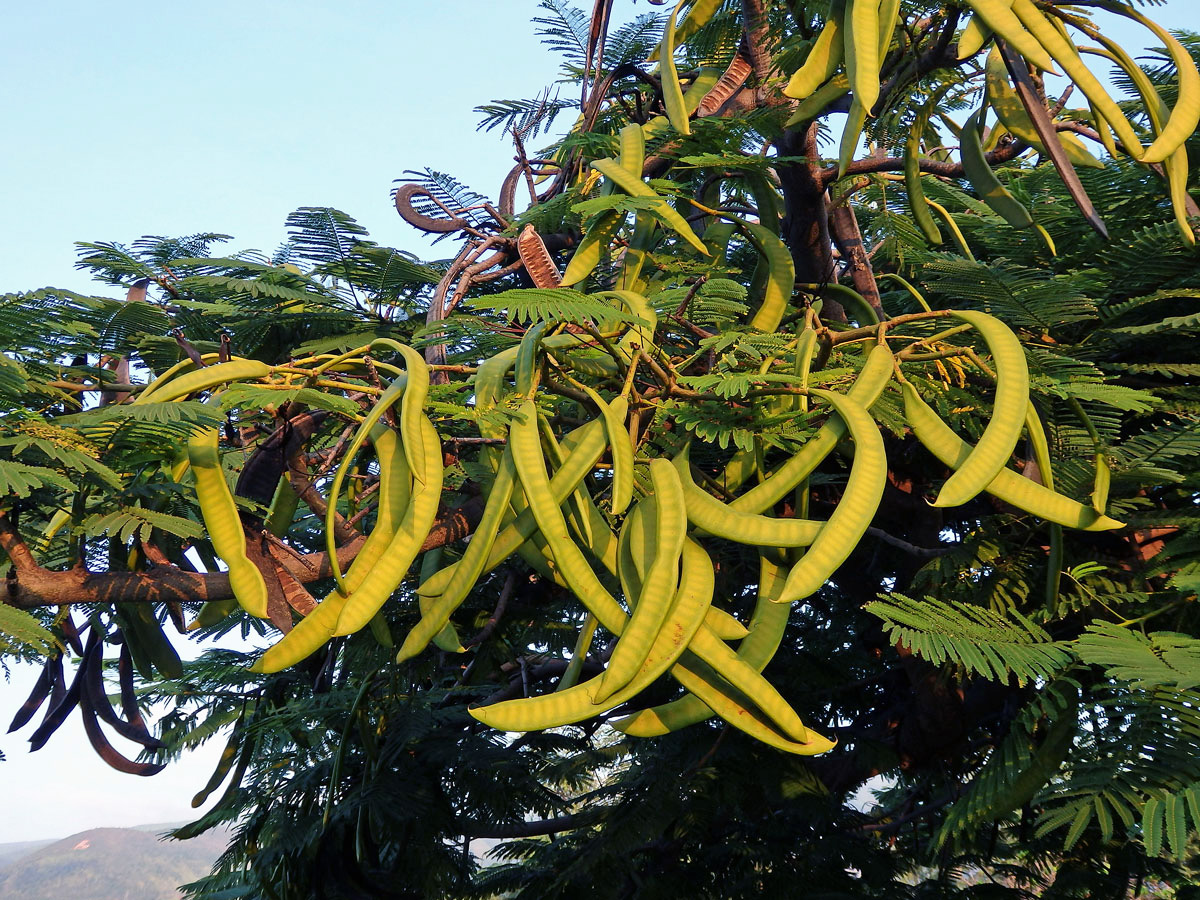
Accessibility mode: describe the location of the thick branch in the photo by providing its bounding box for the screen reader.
[828,203,885,319]
[823,141,1026,184]
[2,498,486,611]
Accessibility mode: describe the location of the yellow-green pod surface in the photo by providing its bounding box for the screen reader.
[985,48,1103,168]
[963,0,1057,73]
[616,550,794,734]
[389,343,431,482]
[188,597,238,632]
[577,382,634,515]
[785,74,850,128]
[331,415,444,637]
[732,218,795,333]
[838,96,869,179]
[325,380,407,594]
[925,199,976,260]
[251,426,413,673]
[396,444,518,662]
[515,321,551,399]
[557,614,599,693]
[734,341,894,514]
[510,407,811,743]
[670,653,836,755]
[665,0,722,53]
[659,0,692,136]
[957,13,993,59]
[618,121,646,174]
[188,426,268,619]
[1009,0,1143,157]
[777,390,887,604]
[137,359,272,404]
[509,398,630,628]
[416,547,461,653]
[591,158,709,256]
[599,289,659,358]
[1100,2,1200,166]
[561,210,624,286]
[784,0,845,100]
[674,445,822,547]
[263,476,300,539]
[1081,41,1195,245]
[932,310,1030,508]
[641,68,722,142]
[594,458,687,703]
[416,413,617,599]
[621,211,658,291]
[906,97,945,246]
[962,108,1034,229]
[469,538,714,731]
[136,354,222,400]
[902,382,1123,530]
[843,0,882,115]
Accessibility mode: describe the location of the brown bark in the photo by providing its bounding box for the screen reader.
[0,496,486,611]
[776,123,835,285]
[828,202,885,319]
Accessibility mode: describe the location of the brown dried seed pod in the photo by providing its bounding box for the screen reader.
[517,224,563,288]
[697,53,753,118]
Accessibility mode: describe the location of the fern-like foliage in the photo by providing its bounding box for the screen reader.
[1074,621,1200,691]
[865,593,1071,685]
[0,605,57,657]
[466,288,649,327]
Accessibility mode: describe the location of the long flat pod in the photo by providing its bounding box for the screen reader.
[416,414,617,599]
[251,427,413,673]
[957,13,993,60]
[645,652,836,756]
[136,358,272,404]
[994,43,1108,238]
[1081,0,1200,165]
[961,107,1034,229]
[511,406,812,743]
[843,0,882,115]
[733,341,893,514]
[591,158,709,255]
[777,390,887,604]
[658,0,692,136]
[675,445,821,547]
[902,382,1123,531]
[188,425,268,619]
[469,538,714,731]
[985,47,1102,169]
[1008,0,1143,157]
[325,379,408,593]
[1080,40,1195,245]
[616,549,793,734]
[331,416,444,636]
[905,91,946,246]
[577,382,634,515]
[395,446,518,662]
[731,217,795,333]
[931,310,1030,508]
[594,459,687,703]
[561,211,626,286]
[784,0,845,100]
[962,0,1056,73]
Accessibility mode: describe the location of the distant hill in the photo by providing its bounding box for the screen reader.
[0,826,228,900]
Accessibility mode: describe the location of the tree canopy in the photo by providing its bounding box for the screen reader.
[3,1,1200,897]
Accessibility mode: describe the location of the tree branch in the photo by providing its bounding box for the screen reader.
[1,497,486,611]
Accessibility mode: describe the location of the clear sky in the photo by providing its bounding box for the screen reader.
[0,0,1192,846]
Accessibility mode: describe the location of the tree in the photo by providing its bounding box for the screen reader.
[3,1,1200,896]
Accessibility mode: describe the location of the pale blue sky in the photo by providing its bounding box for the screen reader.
[0,0,1192,845]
